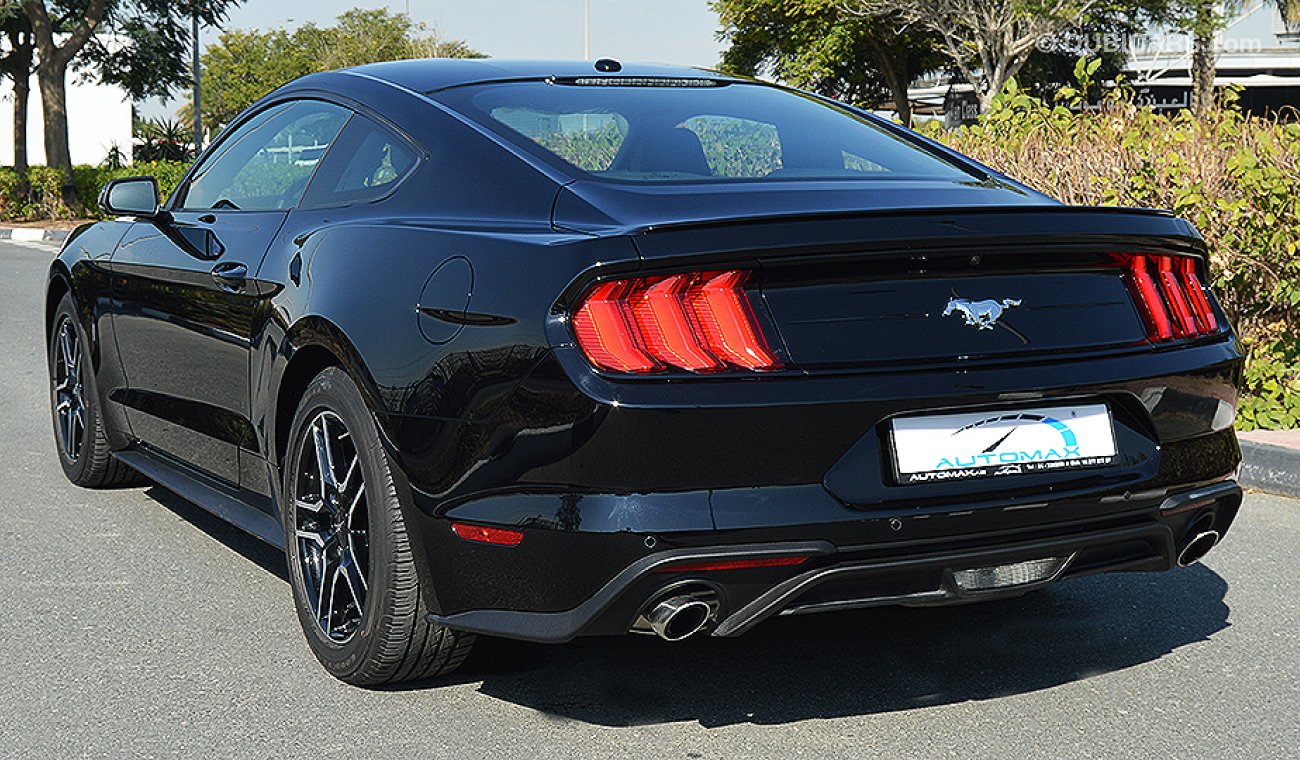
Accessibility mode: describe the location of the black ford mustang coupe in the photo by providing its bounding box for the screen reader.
[47,59,1243,685]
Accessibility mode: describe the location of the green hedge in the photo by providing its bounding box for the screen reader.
[917,75,1300,430]
[0,161,190,221]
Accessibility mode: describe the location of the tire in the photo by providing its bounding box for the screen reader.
[48,293,140,488]
[283,367,474,685]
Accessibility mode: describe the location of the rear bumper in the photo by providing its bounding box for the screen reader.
[428,480,1241,642]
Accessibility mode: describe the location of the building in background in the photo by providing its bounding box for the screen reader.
[905,4,1300,124]
[1128,4,1300,114]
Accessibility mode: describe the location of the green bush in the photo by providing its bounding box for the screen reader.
[0,161,192,221]
[0,166,21,217]
[918,73,1300,430]
[99,160,191,206]
[25,165,70,219]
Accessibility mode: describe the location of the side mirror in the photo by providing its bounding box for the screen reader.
[99,177,160,217]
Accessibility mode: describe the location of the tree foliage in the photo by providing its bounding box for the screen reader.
[712,0,942,124]
[78,0,238,101]
[846,0,1106,112]
[19,0,241,196]
[198,9,485,132]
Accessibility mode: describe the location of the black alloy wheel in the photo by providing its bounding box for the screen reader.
[283,367,474,684]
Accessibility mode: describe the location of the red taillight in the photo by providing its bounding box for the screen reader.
[572,281,660,373]
[628,275,724,372]
[1177,257,1219,333]
[1156,256,1199,337]
[1120,254,1219,342]
[451,523,524,546]
[572,270,782,374]
[687,271,782,371]
[654,555,809,573]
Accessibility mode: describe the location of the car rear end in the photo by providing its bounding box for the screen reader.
[416,72,1242,642]
[417,204,1241,642]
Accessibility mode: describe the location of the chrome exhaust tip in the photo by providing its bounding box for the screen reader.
[637,591,718,642]
[1178,530,1220,567]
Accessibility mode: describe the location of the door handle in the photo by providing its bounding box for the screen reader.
[210,261,249,290]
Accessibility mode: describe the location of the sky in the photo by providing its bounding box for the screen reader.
[141,0,726,119]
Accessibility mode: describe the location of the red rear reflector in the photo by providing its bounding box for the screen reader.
[654,555,809,573]
[572,270,781,374]
[1119,253,1219,342]
[451,523,524,546]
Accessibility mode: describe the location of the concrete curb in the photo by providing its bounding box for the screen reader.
[1239,439,1300,499]
[0,227,69,244]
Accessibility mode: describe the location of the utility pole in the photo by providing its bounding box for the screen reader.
[192,12,202,153]
[583,0,589,59]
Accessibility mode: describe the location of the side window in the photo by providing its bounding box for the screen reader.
[181,100,351,211]
[299,115,419,207]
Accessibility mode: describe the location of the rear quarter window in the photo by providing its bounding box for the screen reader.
[299,115,419,207]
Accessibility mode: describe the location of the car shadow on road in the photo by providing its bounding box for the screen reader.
[140,483,1230,728]
[143,485,290,582]
[446,566,1229,728]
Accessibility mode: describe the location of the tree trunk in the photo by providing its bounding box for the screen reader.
[874,49,913,127]
[1190,0,1217,117]
[13,42,31,175]
[35,56,75,205]
[892,84,913,127]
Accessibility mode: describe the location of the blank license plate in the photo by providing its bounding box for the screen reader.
[891,404,1117,484]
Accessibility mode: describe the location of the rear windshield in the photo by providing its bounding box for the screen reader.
[433,79,977,184]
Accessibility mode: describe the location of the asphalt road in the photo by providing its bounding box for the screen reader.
[2,239,1297,759]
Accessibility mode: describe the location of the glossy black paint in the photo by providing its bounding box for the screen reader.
[47,60,1244,643]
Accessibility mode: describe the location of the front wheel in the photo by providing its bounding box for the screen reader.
[283,367,473,685]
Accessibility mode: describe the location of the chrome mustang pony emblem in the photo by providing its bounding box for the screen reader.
[943,297,1022,330]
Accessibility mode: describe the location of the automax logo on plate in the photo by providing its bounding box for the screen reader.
[892,404,1118,483]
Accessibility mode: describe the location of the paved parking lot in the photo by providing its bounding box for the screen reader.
[2,239,1297,758]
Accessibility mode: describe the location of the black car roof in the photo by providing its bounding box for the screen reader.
[338,58,747,93]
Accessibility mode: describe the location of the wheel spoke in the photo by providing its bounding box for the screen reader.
[316,551,333,628]
[295,497,327,514]
[72,407,84,455]
[345,486,365,527]
[324,564,341,633]
[311,419,337,499]
[63,408,75,456]
[296,528,327,548]
[59,326,74,371]
[339,453,359,492]
[340,557,365,610]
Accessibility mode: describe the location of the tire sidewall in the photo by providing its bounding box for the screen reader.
[282,367,402,681]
